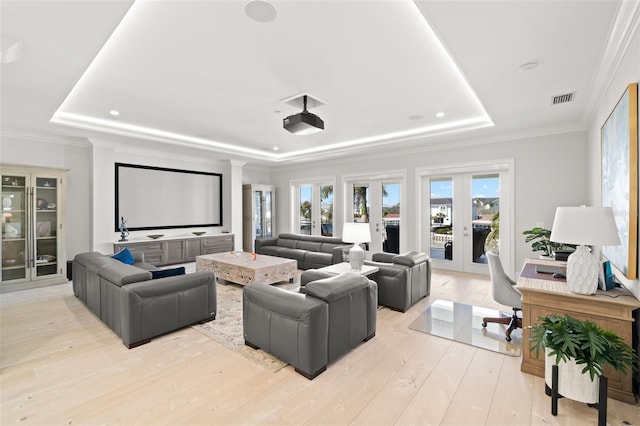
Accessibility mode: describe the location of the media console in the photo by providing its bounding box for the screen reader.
[114,234,234,266]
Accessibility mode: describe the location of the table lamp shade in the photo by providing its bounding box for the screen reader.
[342,223,371,271]
[550,206,621,246]
[550,206,621,295]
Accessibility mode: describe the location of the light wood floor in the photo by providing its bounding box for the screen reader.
[1,268,638,425]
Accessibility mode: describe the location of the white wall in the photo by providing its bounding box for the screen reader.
[586,25,640,299]
[0,126,591,280]
[0,134,273,258]
[270,130,588,277]
[88,140,236,254]
[242,165,273,185]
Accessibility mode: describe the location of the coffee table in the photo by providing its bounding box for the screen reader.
[196,252,297,285]
[317,262,379,277]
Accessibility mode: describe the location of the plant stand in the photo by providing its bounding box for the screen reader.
[550,364,608,426]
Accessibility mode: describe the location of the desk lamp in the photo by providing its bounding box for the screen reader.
[550,206,621,294]
[342,223,371,271]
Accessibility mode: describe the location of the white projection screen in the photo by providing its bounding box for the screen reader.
[115,163,222,231]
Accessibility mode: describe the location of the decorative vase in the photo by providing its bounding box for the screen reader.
[544,348,599,404]
[348,243,364,271]
[565,245,599,294]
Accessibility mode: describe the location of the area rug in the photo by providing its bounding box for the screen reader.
[192,281,298,373]
[408,299,522,357]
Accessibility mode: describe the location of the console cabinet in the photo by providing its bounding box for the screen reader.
[1,166,68,293]
[114,234,234,266]
[518,259,640,404]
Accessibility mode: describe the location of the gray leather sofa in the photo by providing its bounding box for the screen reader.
[243,272,377,379]
[364,251,431,312]
[254,233,350,270]
[73,251,217,348]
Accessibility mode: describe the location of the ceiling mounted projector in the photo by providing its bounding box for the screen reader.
[283,95,324,135]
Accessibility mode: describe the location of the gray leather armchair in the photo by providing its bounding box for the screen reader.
[243,272,377,379]
[365,251,431,312]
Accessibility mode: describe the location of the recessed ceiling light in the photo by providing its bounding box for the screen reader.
[436,112,445,118]
[273,147,279,151]
[245,0,277,23]
[518,62,538,72]
[273,110,282,114]
[109,110,120,117]
[408,115,424,121]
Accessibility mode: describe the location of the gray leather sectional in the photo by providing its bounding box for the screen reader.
[243,272,377,379]
[73,251,217,348]
[254,233,350,270]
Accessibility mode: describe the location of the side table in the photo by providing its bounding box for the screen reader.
[317,262,379,277]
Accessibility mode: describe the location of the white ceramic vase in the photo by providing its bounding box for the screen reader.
[544,348,600,404]
[565,245,598,294]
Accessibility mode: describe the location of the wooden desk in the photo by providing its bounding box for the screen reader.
[517,258,640,404]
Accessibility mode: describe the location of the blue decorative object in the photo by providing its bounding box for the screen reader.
[604,261,616,290]
[151,266,186,279]
[112,247,135,265]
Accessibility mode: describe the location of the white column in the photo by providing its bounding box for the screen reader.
[229,160,246,251]
[89,140,117,253]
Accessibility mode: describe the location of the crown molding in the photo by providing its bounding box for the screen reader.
[582,0,640,125]
[271,124,587,172]
[107,143,231,168]
[0,128,90,147]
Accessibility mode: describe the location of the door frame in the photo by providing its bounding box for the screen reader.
[416,159,514,276]
[342,170,407,256]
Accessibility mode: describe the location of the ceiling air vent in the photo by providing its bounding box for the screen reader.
[551,92,575,105]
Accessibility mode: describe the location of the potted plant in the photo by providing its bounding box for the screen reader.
[484,211,500,252]
[432,212,446,224]
[522,227,575,258]
[529,314,637,403]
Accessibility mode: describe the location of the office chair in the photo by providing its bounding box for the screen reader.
[482,250,522,342]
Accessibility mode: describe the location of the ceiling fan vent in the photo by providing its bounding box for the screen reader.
[551,92,575,105]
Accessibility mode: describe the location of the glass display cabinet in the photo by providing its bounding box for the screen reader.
[242,184,275,252]
[1,167,67,291]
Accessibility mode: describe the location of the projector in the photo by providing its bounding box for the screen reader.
[283,110,324,135]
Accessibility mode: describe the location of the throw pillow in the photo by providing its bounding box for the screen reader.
[112,247,135,265]
[151,266,186,279]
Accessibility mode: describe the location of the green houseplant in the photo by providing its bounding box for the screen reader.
[484,211,500,252]
[529,314,637,381]
[529,314,637,404]
[522,227,575,257]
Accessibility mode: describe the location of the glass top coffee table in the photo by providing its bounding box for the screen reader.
[196,252,297,285]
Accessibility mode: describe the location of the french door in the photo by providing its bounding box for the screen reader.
[420,161,513,275]
[291,181,334,236]
[345,174,403,256]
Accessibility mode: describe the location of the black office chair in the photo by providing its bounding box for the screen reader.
[482,250,522,341]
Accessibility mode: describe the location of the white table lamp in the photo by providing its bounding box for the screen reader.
[342,223,371,271]
[550,206,621,294]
